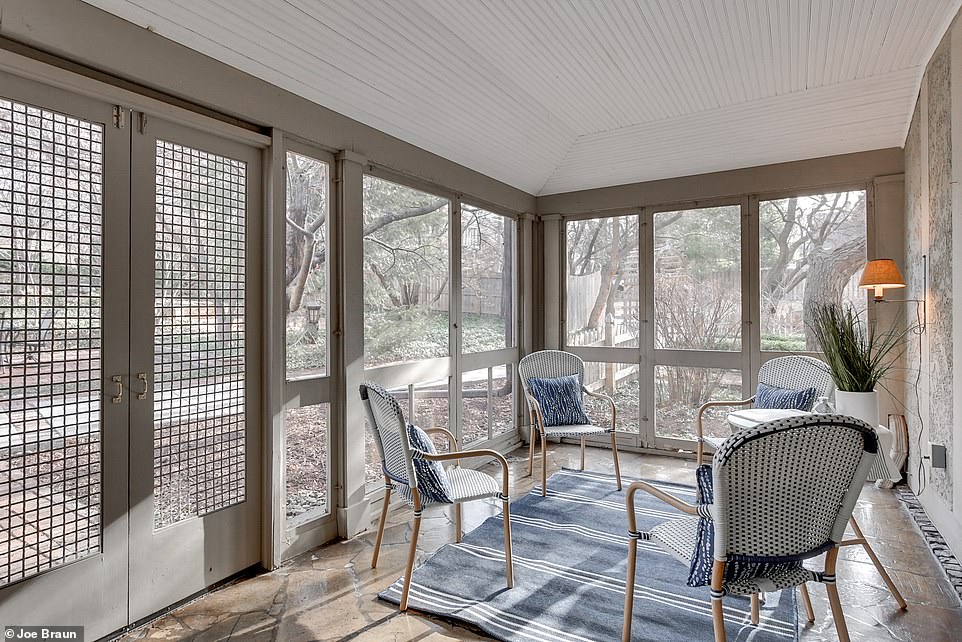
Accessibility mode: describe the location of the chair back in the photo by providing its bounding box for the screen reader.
[711,414,877,562]
[359,382,417,488]
[518,350,586,409]
[756,355,834,404]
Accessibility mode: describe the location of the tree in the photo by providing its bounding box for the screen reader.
[760,191,866,349]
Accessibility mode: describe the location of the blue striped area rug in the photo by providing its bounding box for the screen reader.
[379,468,798,641]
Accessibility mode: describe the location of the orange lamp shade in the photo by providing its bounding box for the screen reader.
[858,259,906,299]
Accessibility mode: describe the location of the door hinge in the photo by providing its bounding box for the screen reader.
[112,106,126,129]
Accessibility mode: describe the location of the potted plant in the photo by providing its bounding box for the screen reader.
[809,302,908,427]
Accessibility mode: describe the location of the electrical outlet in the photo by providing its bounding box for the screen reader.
[931,443,947,469]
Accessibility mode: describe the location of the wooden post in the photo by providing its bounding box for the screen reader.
[605,313,615,395]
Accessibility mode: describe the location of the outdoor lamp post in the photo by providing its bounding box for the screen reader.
[305,301,322,344]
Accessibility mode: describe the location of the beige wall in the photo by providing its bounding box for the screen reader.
[537,148,903,215]
[903,11,962,560]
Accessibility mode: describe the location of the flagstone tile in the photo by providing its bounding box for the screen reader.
[117,442,962,642]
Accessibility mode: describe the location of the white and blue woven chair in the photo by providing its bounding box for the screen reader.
[360,382,514,611]
[623,414,878,642]
[697,355,907,613]
[696,355,834,465]
[519,350,622,497]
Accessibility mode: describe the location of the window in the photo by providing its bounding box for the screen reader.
[583,362,640,433]
[462,365,515,446]
[285,151,329,378]
[655,366,742,441]
[566,215,640,348]
[461,205,515,353]
[362,176,450,368]
[759,190,867,351]
[285,403,329,525]
[654,206,742,351]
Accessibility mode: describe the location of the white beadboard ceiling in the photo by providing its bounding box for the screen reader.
[84,0,961,196]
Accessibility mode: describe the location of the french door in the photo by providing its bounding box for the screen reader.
[0,73,262,636]
[127,116,262,621]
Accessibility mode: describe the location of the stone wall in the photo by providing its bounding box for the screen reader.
[904,20,962,554]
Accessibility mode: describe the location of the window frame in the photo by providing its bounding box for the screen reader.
[359,169,524,494]
[557,183,875,454]
[271,137,339,560]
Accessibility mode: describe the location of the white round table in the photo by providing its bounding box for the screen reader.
[726,409,902,486]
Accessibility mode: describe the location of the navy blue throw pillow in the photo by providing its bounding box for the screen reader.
[407,424,453,503]
[687,464,803,588]
[755,382,818,411]
[527,374,591,427]
[687,465,716,587]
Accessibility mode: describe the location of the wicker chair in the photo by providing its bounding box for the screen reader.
[360,382,514,611]
[623,414,879,642]
[696,354,907,613]
[518,350,622,497]
[696,355,834,465]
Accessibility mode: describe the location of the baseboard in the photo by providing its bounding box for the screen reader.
[917,489,962,560]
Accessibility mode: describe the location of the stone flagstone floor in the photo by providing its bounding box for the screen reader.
[117,443,962,641]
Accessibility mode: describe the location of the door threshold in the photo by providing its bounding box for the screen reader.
[100,564,263,642]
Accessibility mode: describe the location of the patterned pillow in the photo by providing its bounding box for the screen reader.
[687,465,717,586]
[527,374,591,427]
[687,464,803,587]
[407,424,453,503]
[755,382,818,411]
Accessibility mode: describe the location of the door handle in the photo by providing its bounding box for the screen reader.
[111,375,124,404]
[136,372,149,400]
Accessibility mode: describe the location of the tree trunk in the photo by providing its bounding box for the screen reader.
[587,217,621,329]
[802,237,866,349]
[502,216,514,346]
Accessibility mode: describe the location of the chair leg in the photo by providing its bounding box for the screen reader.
[849,517,907,609]
[611,431,622,491]
[371,481,392,569]
[622,536,638,642]
[580,435,586,471]
[711,560,727,642]
[399,493,423,612]
[824,549,850,642]
[750,593,760,625]
[799,583,816,623]
[455,502,462,543]
[502,497,514,588]
[527,426,535,477]
[541,431,548,497]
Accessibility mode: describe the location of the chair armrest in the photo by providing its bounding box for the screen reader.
[525,393,546,435]
[416,449,510,497]
[625,480,698,532]
[423,427,458,452]
[583,387,616,431]
[696,397,755,440]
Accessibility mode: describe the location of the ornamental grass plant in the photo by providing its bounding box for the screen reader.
[809,302,910,393]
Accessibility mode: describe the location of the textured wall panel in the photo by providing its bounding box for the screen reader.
[926,39,954,503]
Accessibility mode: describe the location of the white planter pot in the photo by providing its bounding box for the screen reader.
[835,390,879,427]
